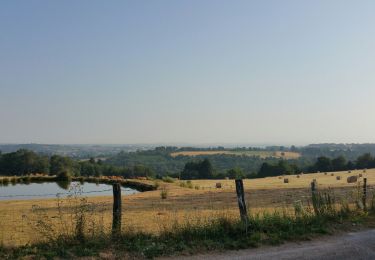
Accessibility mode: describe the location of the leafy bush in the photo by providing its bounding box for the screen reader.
[160,188,168,199]
[180,181,193,189]
[162,176,175,183]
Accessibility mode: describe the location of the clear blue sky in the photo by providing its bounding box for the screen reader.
[1,1,375,145]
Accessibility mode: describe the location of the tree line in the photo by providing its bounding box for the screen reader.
[1,149,375,180]
[177,153,375,180]
[0,149,155,179]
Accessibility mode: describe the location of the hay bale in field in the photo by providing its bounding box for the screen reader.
[284,178,289,183]
[278,176,282,179]
[363,169,367,173]
[324,172,327,175]
[331,173,334,176]
[348,170,351,173]
[336,176,341,180]
[216,183,222,189]
[347,176,358,183]
[359,173,363,177]
[296,175,300,178]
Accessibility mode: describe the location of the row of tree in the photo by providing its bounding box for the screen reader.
[256,153,375,178]
[178,153,375,180]
[0,149,155,178]
[1,149,375,180]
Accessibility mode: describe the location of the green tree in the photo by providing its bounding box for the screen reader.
[331,156,347,171]
[227,167,245,179]
[356,153,374,169]
[314,157,332,172]
[50,155,77,176]
[199,159,214,179]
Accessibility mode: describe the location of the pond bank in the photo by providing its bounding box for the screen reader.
[0,175,157,192]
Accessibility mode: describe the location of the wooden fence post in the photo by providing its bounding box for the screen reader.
[311,181,318,215]
[112,183,122,237]
[311,181,316,193]
[363,178,367,212]
[235,179,248,222]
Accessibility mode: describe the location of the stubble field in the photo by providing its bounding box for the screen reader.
[0,169,373,246]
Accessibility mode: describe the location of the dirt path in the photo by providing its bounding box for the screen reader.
[162,229,375,260]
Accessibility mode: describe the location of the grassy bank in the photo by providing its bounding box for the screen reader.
[0,175,157,191]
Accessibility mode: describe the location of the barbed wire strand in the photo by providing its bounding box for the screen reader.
[0,189,113,198]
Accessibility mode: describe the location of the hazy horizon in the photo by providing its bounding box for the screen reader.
[1,1,375,144]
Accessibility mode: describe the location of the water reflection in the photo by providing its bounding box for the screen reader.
[56,180,71,190]
[0,181,139,200]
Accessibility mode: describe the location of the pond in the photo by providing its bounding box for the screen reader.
[0,181,139,200]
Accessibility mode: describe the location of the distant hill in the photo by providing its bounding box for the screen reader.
[299,143,375,160]
[0,144,154,158]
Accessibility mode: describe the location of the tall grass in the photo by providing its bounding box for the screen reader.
[7,189,369,259]
[28,184,106,245]
[1,183,374,259]
[4,206,367,259]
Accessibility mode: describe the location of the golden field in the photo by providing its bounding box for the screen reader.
[0,169,374,246]
[170,150,301,159]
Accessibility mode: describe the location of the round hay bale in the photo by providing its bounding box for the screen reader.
[359,173,363,177]
[324,172,327,175]
[363,169,367,173]
[331,173,334,176]
[216,183,222,189]
[296,175,300,178]
[336,176,341,180]
[284,178,289,184]
[348,170,351,173]
[347,176,357,183]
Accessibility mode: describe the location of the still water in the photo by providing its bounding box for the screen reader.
[0,181,138,200]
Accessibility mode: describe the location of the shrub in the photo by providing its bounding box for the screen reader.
[21,176,31,184]
[57,171,72,182]
[179,181,193,189]
[162,176,175,183]
[2,178,9,186]
[160,188,168,199]
[10,177,17,185]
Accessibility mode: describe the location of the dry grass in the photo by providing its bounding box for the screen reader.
[0,168,373,246]
[190,169,375,189]
[170,150,301,159]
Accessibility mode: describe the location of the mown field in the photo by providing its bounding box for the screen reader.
[0,169,373,246]
[170,150,301,159]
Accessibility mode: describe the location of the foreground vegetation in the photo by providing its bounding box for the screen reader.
[0,199,374,259]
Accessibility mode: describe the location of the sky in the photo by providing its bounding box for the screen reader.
[1,1,375,145]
